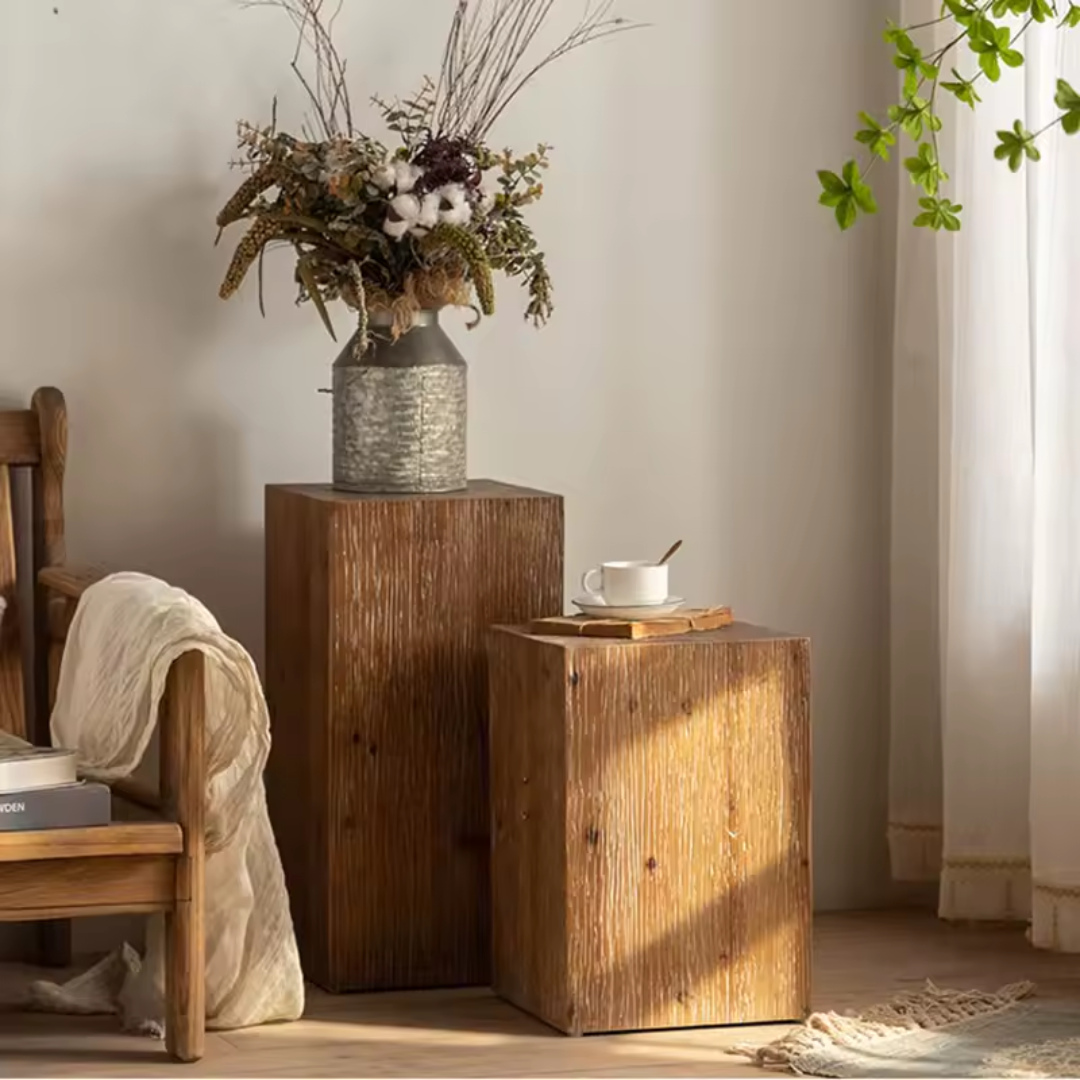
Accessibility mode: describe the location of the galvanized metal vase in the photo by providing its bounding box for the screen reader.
[332,310,467,494]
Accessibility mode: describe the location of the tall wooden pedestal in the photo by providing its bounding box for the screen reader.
[265,481,564,992]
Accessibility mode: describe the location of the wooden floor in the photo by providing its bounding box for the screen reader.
[1,911,1079,1077]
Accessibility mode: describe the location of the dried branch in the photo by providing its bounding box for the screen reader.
[242,0,354,137]
[432,0,643,142]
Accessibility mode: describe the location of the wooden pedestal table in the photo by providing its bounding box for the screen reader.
[487,622,812,1035]
[265,481,564,992]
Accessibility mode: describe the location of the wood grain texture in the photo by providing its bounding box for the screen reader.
[265,487,327,988]
[0,410,40,465]
[38,564,108,599]
[0,823,182,862]
[161,650,206,1063]
[265,481,564,992]
[27,389,70,967]
[488,631,570,1028]
[0,465,26,739]
[30,388,66,569]
[0,855,175,911]
[488,623,812,1035]
[529,608,734,640]
[0,900,170,922]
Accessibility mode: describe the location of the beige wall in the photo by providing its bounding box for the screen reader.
[0,0,897,955]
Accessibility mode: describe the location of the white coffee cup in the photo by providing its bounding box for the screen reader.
[581,561,669,607]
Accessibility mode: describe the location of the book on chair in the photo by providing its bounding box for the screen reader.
[0,745,78,793]
[0,747,110,830]
[0,780,111,830]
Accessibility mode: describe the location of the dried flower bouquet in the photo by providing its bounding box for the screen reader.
[217,0,639,344]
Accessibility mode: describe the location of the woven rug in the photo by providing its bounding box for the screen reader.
[727,982,1080,1077]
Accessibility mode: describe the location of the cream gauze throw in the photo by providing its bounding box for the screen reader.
[25,572,304,1033]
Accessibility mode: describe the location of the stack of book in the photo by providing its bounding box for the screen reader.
[0,746,111,831]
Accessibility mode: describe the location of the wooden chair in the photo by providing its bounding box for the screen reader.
[0,387,205,1062]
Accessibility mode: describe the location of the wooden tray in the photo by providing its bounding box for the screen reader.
[528,606,734,641]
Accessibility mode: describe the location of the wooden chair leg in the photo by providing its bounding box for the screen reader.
[161,651,206,1063]
[165,899,204,1062]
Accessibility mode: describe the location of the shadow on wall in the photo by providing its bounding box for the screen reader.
[0,167,265,663]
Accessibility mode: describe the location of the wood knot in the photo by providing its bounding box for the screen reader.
[569,670,580,688]
[628,697,638,714]
[646,856,658,873]
[676,990,691,1005]
[343,814,356,830]
[520,810,529,821]
[585,826,601,847]
[368,743,378,757]
[681,698,693,715]
[351,732,361,745]
[522,776,530,785]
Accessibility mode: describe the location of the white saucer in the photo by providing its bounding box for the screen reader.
[572,596,686,621]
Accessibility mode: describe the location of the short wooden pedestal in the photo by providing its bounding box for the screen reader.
[487,624,811,1034]
[266,481,563,992]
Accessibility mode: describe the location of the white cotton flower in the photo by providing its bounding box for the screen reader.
[393,159,424,193]
[384,216,412,239]
[437,184,472,226]
[440,202,472,226]
[416,193,441,230]
[390,193,421,219]
[439,183,467,207]
[383,193,421,240]
[372,162,397,191]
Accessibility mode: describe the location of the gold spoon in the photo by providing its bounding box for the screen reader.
[657,539,683,566]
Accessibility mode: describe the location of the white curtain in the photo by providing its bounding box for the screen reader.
[890,1,1080,949]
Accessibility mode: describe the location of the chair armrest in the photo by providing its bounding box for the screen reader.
[38,565,109,600]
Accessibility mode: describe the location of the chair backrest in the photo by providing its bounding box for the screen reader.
[0,388,67,743]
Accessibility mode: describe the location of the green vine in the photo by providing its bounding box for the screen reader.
[822,0,1080,232]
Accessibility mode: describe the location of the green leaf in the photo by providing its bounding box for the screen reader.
[888,96,937,141]
[994,120,1039,172]
[855,112,897,159]
[979,50,1002,81]
[904,142,947,195]
[912,196,964,232]
[835,195,858,231]
[1000,48,1025,68]
[818,170,848,196]
[852,180,878,214]
[1056,78,1080,133]
[942,68,983,109]
[944,0,978,24]
[1062,4,1080,28]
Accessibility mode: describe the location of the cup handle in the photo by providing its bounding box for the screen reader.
[581,567,603,597]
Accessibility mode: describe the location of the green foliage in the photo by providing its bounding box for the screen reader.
[941,68,983,108]
[856,112,898,159]
[893,34,940,97]
[905,142,949,194]
[818,161,877,231]
[823,0,1080,233]
[913,196,964,231]
[968,21,1024,82]
[1056,78,1080,131]
[888,97,941,140]
[995,119,1041,170]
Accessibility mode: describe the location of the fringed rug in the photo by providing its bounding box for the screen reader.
[727,982,1080,1077]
